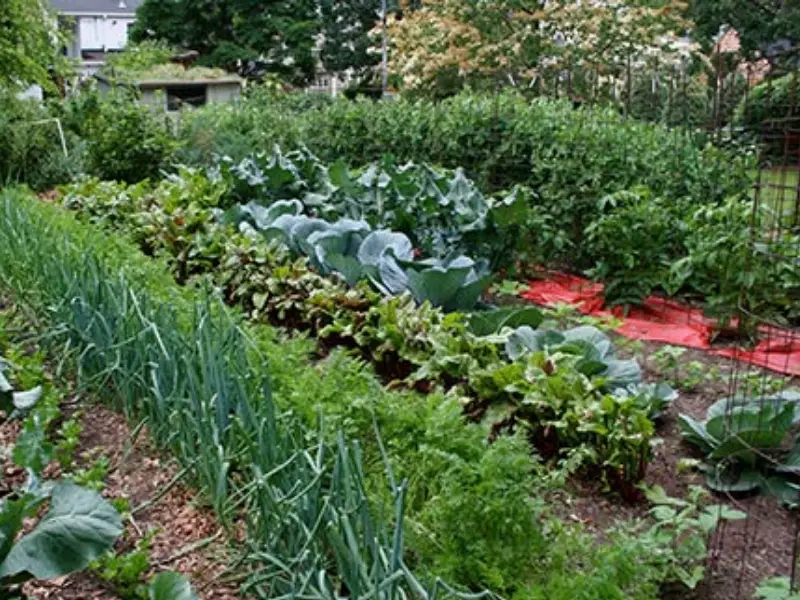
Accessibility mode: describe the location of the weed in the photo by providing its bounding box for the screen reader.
[55,413,83,470]
[71,455,111,491]
[91,533,154,600]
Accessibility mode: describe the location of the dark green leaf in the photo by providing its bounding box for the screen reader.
[0,482,122,582]
[149,571,199,600]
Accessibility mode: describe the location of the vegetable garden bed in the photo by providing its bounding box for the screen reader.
[4,85,800,599]
[0,185,765,600]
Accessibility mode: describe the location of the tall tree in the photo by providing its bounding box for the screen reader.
[318,0,386,80]
[130,0,319,83]
[385,0,691,97]
[689,0,800,59]
[0,0,65,90]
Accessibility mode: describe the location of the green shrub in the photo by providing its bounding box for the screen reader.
[585,188,685,306]
[735,74,800,163]
[175,90,749,202]
[83,89,176,183]
[174,92,302,166]
[104,40,174,74]
[0,90,82,190]
[672,198,800,332]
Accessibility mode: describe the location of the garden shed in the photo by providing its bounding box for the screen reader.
[94,70,243,112]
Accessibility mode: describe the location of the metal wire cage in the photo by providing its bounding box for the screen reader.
[515,44,800,599]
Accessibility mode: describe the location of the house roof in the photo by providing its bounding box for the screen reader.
[50,0,142,15]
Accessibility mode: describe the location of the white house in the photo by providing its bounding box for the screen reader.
[51,0,142,74]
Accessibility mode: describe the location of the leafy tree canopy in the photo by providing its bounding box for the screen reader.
[130,0,319,83]
[319,0,383,79]
[0,0,66,90]
[689,0,800,60]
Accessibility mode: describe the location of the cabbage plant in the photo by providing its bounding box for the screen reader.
[0,358,41,418]
[220,199,493,309]
[679,390,800,499]
[0,477,122,592]
[505,325,642,388]
[398,255,491,312]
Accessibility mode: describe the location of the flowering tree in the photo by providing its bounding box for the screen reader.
[383,0,692,97]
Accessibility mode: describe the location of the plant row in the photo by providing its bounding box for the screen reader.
[206,145,800,330]
[60,172,675,498]
[0,188,456,598]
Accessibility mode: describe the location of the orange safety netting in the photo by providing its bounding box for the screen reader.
[521,273,800,377]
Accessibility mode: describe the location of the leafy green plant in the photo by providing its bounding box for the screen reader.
[649,346,710,391]
[12,393,60,475]
[651,346,686,374]
[148,572,198,600]
[0,90,83,191]
[0,320,123,597]
[467,306,544,336]
[505,325,643,390]
[82,89,177,183]
[54,414,83,470]
[0,357,42,419]
[0,478,122,594]
[400,255,491,312]
[585,188,683,307]
[92,533,153,599]
[671,198,800,336]
[490,279,528,298]
[643,485,746,589]
[679,389,800,498]
[71,455,111,491]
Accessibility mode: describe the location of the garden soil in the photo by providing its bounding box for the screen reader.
[1,404,240,599]
[570,341,798,600]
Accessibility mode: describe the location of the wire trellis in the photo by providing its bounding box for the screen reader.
[512,42,800,600]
